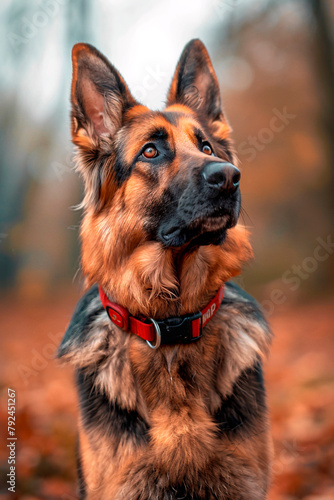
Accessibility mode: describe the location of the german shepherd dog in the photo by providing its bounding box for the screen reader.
[58,39,272,499]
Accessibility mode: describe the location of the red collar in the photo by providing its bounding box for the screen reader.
[99,285,224,349]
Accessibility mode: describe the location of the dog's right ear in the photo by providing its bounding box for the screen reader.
[71,43,137,149]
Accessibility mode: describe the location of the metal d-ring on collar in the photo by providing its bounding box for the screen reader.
[147,318,161,349]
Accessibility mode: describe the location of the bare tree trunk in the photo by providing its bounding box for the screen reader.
[306,0,334,287]
[307,0,334,211]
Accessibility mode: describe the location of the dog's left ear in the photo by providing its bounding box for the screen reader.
[167,39,222,122]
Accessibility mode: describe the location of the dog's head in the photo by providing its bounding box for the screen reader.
[70,40,252,317]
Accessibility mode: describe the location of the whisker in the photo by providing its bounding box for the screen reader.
[239,206,254,228]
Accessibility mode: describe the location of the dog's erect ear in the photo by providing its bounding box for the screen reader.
[71,43,137,149]
[167,39,222,121]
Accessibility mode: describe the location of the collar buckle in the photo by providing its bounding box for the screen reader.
[157,311,203,345]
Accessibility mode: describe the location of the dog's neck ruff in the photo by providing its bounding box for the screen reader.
[99,285,225,349]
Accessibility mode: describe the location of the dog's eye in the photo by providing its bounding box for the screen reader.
[202,143,213,155]
[142,145,158,159]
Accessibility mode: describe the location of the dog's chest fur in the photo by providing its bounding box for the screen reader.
[58,282,272,499]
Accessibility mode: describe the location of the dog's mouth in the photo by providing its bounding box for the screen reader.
[159,211,236,248]
[161,226,181,243]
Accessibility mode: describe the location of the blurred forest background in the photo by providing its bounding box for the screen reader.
[0,0,333,499]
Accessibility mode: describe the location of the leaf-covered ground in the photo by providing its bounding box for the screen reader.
[0,292,333,499]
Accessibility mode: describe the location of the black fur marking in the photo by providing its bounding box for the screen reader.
[177,359,199,392]
[94,153,110,207]
[223,282,267,325]
[224,281,259,306]
[143,185,177,232]
[142,126,169,142]
[214,362,266,437]
[162,111,186,126]
[113,141,132,185]
[77,370,149,449]
[57,285,103,358]
[76,437,86,499]
[193,127,206,145]
[113,155,130,185]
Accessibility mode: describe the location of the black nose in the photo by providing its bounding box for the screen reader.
[202,162,240,192]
